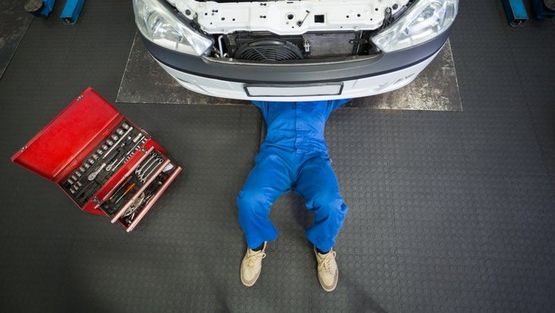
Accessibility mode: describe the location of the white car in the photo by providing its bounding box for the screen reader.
[133,0,458,101]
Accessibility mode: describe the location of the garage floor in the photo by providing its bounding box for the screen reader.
[1,1,554,313]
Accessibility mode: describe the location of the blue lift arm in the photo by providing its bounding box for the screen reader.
[60,0,86,24]
[501,0,529,27]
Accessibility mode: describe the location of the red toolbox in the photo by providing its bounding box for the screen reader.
[11,87,182,232]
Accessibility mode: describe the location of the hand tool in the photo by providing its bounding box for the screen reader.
[102,127,134,160]
[121,164,175,224]
[108,137,146,172]
[139,158,163,182]
[114,182,136,205]
[122,192,145,222]
[66,122,144,205]
[135,156,159,179]
[99,174,135,213]
[109,158,126,173]
[127,134,145,152]
[135,153,157,175]
[124,135,147,157]
[105,147,127,171]
[137,155,156,173]
[71,185,79,194]
[104,137,136,172]
[105,135,138,171]
[105,157,120,172]
[87,163,106,181]
[139,160,158,181]
[110,175,134,199]
[131,133,143,143]
[76,181,98,202]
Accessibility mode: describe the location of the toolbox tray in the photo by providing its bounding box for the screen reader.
[11,87,182,231]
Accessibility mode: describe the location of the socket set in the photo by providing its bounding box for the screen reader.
[61,120,148,206]
[11,88,182,232]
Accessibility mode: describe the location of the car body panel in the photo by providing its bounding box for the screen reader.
[167,0,410,35]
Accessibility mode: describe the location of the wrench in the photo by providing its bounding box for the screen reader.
[140,158,162,182]
[135,153,157,175]
[87,163,106,181]
[109,137,146,172]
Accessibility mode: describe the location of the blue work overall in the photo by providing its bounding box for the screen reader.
[237,100,350,252]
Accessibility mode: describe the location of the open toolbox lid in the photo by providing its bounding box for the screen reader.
[11,88,123,182]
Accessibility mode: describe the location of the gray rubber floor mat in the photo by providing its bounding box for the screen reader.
[117,32,462,112]
[116,32,246,106]
[0,0,33,79]
[1,0,555,313]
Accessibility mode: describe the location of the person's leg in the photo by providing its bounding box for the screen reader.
[295,156,349,252]
[237,149,294,287]
[295,155,348,292]
[237,150,294,249]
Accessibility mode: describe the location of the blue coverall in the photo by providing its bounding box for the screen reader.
[237,100,351,252]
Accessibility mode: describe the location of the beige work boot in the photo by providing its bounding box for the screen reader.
[240,242,267,287]
[314,247,338,292]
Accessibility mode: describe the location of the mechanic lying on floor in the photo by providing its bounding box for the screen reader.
[237,99,351,292]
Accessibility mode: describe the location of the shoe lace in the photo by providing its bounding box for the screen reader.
[246,250,266,267]
[319,251,337,274]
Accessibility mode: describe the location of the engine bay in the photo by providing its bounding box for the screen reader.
[166,0,413,62]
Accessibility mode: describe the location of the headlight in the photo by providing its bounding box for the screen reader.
[133,0,213,55]
[372,0,458,53]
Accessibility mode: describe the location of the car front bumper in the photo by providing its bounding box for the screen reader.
[141,28,451,101]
